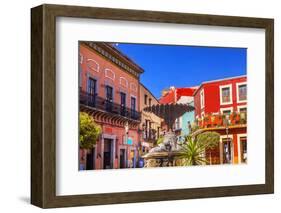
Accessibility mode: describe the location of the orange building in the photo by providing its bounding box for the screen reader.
[79,42,144,170]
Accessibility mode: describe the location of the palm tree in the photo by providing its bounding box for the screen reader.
[178,131,220,166]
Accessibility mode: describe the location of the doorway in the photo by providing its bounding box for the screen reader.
[240,136,247,163]
[222,138,233,164]
[119,148,126,168]
[86,148,95,170]
[103,139,113,169]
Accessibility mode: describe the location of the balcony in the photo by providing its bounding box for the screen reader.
[195,112,247,129]
[143,129,157,142]
[80,90,140,121]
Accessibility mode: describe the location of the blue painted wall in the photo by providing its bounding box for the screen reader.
[181,101,195,136]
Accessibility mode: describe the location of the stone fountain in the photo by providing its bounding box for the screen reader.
[142,103,194,167]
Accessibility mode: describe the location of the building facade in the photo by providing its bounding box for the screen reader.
[193,76,247,165]
[79,42,144,170]
[139,83,162,154]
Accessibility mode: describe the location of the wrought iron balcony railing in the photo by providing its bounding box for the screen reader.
[195,112,247,129]
[142,129,158,143]
[80,90,140,121]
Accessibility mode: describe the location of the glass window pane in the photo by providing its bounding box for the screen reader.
[222,87,230,103]
[239,84,247,101]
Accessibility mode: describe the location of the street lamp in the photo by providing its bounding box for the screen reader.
[225,114,230,164]
[124,121,129,168]
[125,121,129,144]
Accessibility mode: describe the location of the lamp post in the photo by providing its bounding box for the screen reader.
[124,121,129,167]
[225,114,230,164]
[125,121,129,142]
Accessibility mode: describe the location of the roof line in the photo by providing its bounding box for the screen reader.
[193,75,247,95]
[201,75,246,85]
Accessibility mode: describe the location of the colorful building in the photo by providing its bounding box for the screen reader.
[193,75,247,165]
[79,42,144,170]
[139,83,162,154]
[159,86,197,136]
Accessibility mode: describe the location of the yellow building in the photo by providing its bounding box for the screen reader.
[139,83,163,154]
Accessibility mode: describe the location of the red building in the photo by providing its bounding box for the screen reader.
[79,42,144,170]
[159,87,197,104]
[193,76,247,165]
[159,87,198,135]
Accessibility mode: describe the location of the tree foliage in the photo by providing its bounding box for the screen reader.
[196,131,220,149]
[79,112,101,149]
[156,136,164,145]
[178,131,220,166]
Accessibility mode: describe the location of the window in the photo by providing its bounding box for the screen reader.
[238,106,247,123]
[237,83,247,102]
[200,89,205,109]
[131,97,136,111]
[88,78,96,94]
[238,107,247,113]
[87,78,96,107]
[222,88,230,103]
[149,98,152,107]
[105,85,113,112]
[221,107,233,114]
[120,92,126,116]
[131,96,137,119]
[144,94,148,105]
[145,120,149,139]
[120,92,126,106]
[220,84,232,105]
[222,110,231,115]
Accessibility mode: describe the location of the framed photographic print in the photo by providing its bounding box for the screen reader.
[31,4,274,208]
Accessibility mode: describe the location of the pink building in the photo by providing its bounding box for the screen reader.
[79,42,144,170]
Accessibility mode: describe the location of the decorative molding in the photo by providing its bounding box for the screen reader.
[119,77,128,88]
[130,82,138,92]
[86,42,141,79]
[105,68,115,80]
[86,59,99,72]
[219,84,233,105]
[236,82,247,103]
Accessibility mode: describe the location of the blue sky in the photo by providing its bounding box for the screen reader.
[115,43,246,98]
